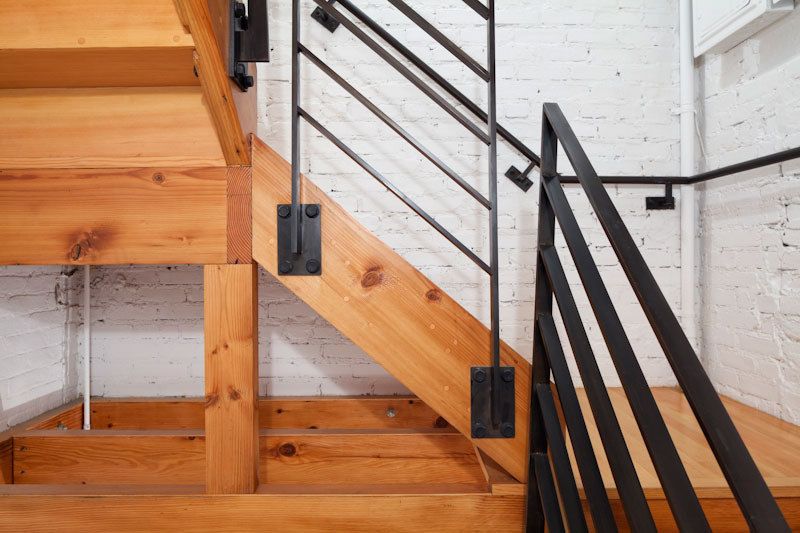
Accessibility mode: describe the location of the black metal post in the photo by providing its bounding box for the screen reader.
[290,0,302,254]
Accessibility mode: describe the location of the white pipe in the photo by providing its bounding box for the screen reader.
[83,265,91,430]
[680,0,697,350]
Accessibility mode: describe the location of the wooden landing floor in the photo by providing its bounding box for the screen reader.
[572,387,800,530]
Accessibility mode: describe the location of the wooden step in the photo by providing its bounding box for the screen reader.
[0,0,197,88]
[250,136,532,482]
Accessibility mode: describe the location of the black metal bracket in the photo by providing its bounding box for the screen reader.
[277,204,322,276]
[230,0,270,91]
[646,183,676,210]
[505,165,534,192]
[470,366,515,438]
[311,0,340,32]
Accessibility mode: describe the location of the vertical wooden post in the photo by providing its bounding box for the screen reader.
[204,263,258,494]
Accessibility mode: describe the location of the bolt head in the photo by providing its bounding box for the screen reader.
[279,261,293,274]
[473,423,487,438]
[502,369,514,383]
[473,368,486,383]
[277,205,291,218]
[385,408,396,418]
[233,2,246,18]
[306,259,321,274]
[245,75,254,88]
[501,423,515,438]
[305,204,320,218]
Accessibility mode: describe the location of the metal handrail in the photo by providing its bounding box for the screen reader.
[527,102,791,532]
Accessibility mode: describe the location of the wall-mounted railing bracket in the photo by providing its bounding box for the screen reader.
[277,204,322,276]
[646,184,676,210]
[311,0,340,32]
[505,165,534,192]
[470,366,515,439]
[230,0,270,91]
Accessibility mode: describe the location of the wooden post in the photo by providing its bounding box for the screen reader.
[204,263,259,494]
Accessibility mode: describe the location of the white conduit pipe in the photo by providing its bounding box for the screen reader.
[83,265,91,430]
[680,0,697,350]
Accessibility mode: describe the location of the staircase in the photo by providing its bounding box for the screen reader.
[0,0,798,531]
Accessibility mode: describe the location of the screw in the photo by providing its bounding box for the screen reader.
[473,368,486,383]
[502,369,514,383]
[305,204,319,218]
[306,259,321,274]
[277,205,291,218]
[386,408,396,418]
[473,423,487,438]
[244,75,254,88]
[501,423,515,438]
[279,261,293,274]
[19,446,25,451]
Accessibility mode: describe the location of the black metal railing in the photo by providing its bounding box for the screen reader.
[289,0,516,436]
[526,102,791,532]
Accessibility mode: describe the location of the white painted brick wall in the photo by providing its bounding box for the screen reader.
[697,9,800,424]
[0,266,79,431]
[2,0,685,407]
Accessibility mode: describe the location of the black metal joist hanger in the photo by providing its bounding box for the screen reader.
[229,0,270,91]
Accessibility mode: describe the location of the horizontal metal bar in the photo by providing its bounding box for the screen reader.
[689,146,800,184]
[533,452,566,533]
[462,0,489,19]
[541,175,710,532]
[559,175,690,185]
[299,108,491,274]
[333,0,539,166]
[535,383,589,533]
[299,44,491,210]
[539,244,656,532]
[543,101,791,532]
[538,315,618,533]
[312,0,490,145]
[387,0,489,81]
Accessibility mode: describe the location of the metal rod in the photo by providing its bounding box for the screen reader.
[312,0,490,144]
[540,243,657,532]
[539,316,617,532]
[290,0,302,254]
[486,0,502,427]
[300,108,491,274]
[462,0,489,19]
[387,0,489,81]
[544,101,791,532]
[542,175,711,532]
[535,383,589,533]
[533,453,566,533]
[299,44,491,210]
[334,0,539,167]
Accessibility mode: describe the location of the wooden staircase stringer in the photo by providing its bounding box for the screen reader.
[251,136,531,482]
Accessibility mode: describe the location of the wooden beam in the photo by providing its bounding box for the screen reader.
[250,137,532,482]
[0,167,228,265]
[12,430,486,487]
[88,397,451,430]
[0,493,524,532]
[0,87,225,169]
[204,264,259,494]
[173,0,251,165]
[227,166,252,264]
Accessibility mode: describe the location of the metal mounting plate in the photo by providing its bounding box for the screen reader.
[470,366,515,439]
[277,204,322,276]
[505,166,534,192]
[311,5,340,32]
[645,195,676,210]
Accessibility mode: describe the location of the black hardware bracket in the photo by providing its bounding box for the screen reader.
[470,366,515,438]
[505,165,534,192]
[311,0,340,32]
[230,0,270,91]
[646,183,676,210]
[277,204,322,276]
